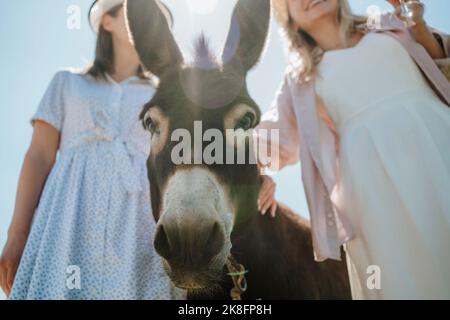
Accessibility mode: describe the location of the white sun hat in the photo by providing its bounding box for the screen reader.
[89,0,173,33]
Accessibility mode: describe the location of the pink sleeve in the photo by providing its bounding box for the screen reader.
[431,28,450,57]
[255,76,300,171]
[431,28,450,80]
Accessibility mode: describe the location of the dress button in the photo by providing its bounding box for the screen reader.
[328,220,334,227]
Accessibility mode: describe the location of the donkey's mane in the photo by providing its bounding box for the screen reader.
[191,34,221,70]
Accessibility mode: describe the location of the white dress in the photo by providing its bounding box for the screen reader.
[10,70,185,300]
[316,33,450,299]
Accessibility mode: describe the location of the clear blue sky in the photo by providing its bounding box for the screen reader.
[1,0,449,300]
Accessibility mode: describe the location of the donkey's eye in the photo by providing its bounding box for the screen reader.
[143,113,159,135]
[235,112,255,131]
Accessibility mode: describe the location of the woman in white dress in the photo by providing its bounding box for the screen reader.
[0,0,184,299]
[259,0,450,299]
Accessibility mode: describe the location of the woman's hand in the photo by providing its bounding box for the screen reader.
[386,0,445,59]
[258,175,277,218]
[0,232,28,297]
[387,0,425,24]
[387,0,424,23]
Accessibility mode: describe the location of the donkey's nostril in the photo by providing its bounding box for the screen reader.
[154,218,226,265]
[154,224,172,260]
[205,222,225,258]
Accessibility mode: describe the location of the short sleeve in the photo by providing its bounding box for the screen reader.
[255,75,301,171]
[31,71,67,131]
[430,28,450,81]
[431,28,450,58]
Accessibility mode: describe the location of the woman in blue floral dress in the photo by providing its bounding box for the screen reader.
[0,0,184,299]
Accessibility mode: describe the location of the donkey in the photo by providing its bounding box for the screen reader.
[125,0,351,299]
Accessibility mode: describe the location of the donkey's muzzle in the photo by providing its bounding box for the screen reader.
[154,212,225,267]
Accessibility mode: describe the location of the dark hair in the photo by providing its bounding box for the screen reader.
[86,4,148,80]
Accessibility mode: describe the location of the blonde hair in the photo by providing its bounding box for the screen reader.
[272,0,367,82]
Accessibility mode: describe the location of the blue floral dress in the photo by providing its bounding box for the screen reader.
[10,70,185,300]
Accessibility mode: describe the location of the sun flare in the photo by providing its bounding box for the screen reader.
[186,0,219,15]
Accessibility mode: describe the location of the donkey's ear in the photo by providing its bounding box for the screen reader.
[222,0,271,73]
[125,0,183,77]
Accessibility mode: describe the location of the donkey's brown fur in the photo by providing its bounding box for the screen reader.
[190,203,351,300]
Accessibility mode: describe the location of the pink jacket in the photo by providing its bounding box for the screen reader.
[257,14,450,262]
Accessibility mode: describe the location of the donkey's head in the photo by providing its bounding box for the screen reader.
[126,0,271,290]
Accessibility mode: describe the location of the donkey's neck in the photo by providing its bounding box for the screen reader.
[229,205,319,299]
